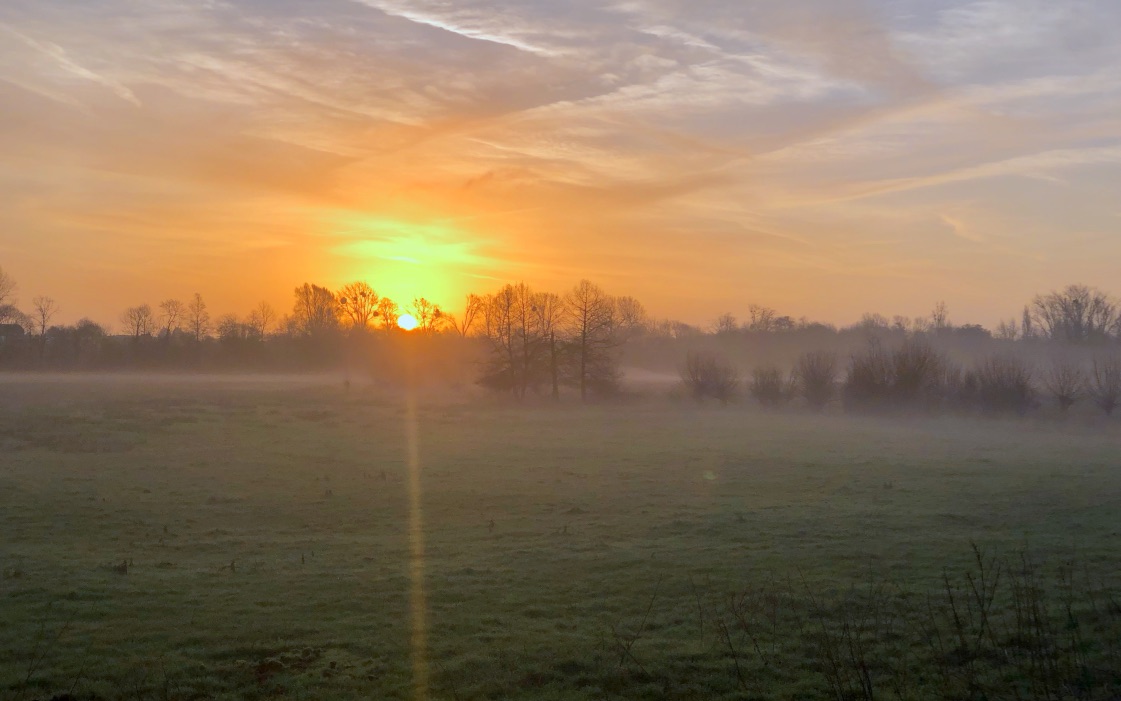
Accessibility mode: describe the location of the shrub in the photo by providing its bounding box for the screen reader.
[749,366,793,409]
[891,338,945,405]
[842,340,893,411]
[795,351,838,411]
[1090,354,1121,416]
[1043,359,1085,412]
[681,350,739,404]
[972,354,1036,414]
[941,361,977,411]
[843,339,947,412]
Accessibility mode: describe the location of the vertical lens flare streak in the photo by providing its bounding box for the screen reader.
[405,391,428,700]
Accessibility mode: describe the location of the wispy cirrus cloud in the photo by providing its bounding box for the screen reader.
[1,0,1120,325]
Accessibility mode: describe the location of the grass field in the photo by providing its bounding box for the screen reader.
[2,375,1121,700]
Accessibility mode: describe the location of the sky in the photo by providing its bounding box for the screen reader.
[2,0,1120,329]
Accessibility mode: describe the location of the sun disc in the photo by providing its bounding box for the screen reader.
[397,313,419,331]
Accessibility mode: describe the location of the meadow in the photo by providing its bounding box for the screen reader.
[2,375,1120,700]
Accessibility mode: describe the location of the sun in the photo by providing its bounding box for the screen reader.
[397,313,419,331]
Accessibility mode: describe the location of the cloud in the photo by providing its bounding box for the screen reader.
[2,0,1121,325]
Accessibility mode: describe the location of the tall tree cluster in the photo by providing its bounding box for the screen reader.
[474,279,644,401]
[1029,285,1120,344]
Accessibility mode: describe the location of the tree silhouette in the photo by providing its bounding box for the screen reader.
[376,297,399,333]
[479,284,521,395]
[292,284,338,337]
[615,296,649,341]
[682,350,739,404]
[1090,355,1121,416]
[796,351,838,411]
[121,305,154,339]
[747,305,778,332]
[0,266,21,326]
[450,294,483,338]
[713,312,737,335]
[31,296,58,360]
[1044,359,1085,412]
[247,301,276,338]
[186,293,211,341]
[0,266,15,308]
[411,297,444,334]
[563,280,620,401]
[159,299,185,338]
[32,296,57,337]
[534,291,563,400]
[1030,285,1118,344]
[337,282,379,330]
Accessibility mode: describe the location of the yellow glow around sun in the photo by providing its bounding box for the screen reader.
[330,213,499,309]
[397,313,419,331]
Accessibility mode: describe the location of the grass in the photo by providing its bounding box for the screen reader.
[2,375,1120,700]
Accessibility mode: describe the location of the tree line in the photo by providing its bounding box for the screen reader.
[681,285,1121,419]
[2,264,1120,408]
[0,266,647,398]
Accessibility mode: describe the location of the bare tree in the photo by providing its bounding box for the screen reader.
[795,351,838,410]
[216,313,253,343]
[479,285,517,393]
[1031,284,1118,344]
[682,350,739,404]
[1044,359,1085,412]
[0,266,20,325]
[159,299,184,338]
[0,303,20,326]
[30,296,57,360]
[973,354,1036,414]
[292,284,338,337]
[337,282,379,330]
[475,283,564,398]
[0,268,13,303]
[376,297,399,333]
[713,312,737,335]
[1020,306,1035,340]
[121,305,155,339]
[858,313,890,332]
[563,279,620,401]
[1090,354,1121,416]
[449,294,483,337]
[186,293,211,341]
[615,296,649,340]
[478,284,534,397]
[842,339,893,410]
[750,366,792,408]
[891,338,945,404]
[994,318,1019,341]
[246,301,276,338]
[931,301,949,331]
[0,266,15,308]
[31,296,58,337]
[512,284,549,397]
[534,291,563,400]
[411,297,444,334]
[746,304,777,332]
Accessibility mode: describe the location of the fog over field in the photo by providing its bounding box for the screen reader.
[2,374,1120,700]
[4,0,1121,698]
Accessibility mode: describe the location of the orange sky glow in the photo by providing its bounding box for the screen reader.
[2,1,1120,329]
